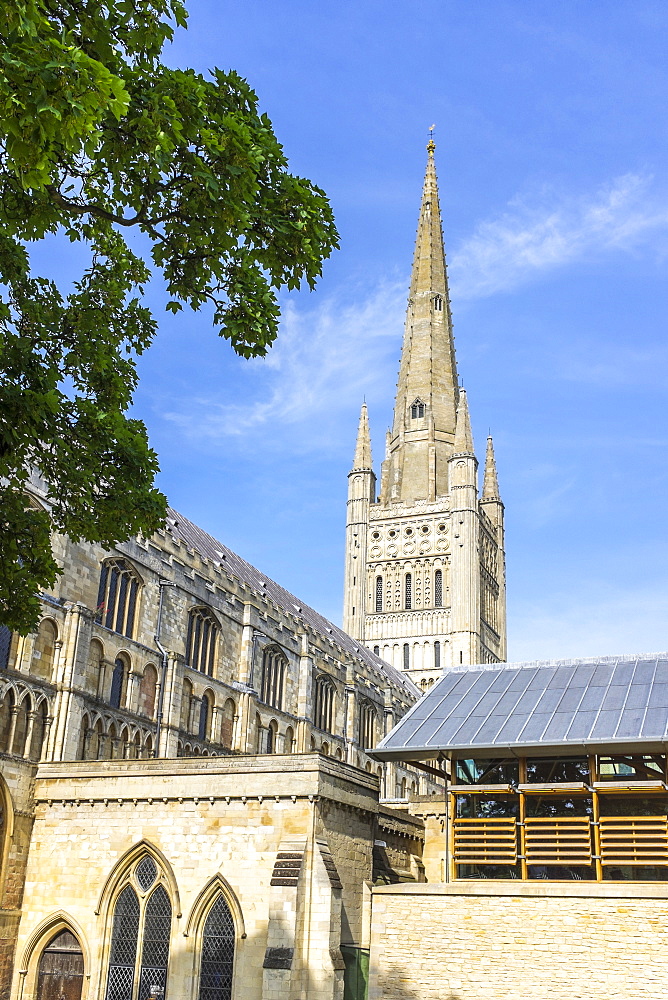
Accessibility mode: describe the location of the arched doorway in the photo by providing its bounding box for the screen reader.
[37,929,84,1000]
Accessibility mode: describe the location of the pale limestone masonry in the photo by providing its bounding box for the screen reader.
[0,465,439,998]
[369,882,668,1000]
[12,756,424,1000]
[342,143,506,683]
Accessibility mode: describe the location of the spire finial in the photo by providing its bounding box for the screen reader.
[427,124,436,153]
[482,434,501,499]
[352,402,373,471]
[453,388,474,455]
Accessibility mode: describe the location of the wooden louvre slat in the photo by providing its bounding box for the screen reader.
[599,815,668,865]
[453,817,517,864]
[524,817,593,864]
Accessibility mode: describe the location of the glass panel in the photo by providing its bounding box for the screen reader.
[524,795,593,818]
[455,794,518,819]
[455,758,519,786]
[525,757,590,783]
[138,885,171,1000]
[598,794,668,817]
[106,885,139,1000]
[110,660,124,709]
[135,857,158,893]
[597,754,665,781]
[0,626,11,670]
[105,568,119,630]
[456,863,521,880]
[198,895,235,1000]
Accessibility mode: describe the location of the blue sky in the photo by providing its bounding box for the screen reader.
[120,1,668,660]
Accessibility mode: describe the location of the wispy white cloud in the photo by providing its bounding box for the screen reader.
[163,172,668,445]
[163,280,405,447]
[451,172,668,300]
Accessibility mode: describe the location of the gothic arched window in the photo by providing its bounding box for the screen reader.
[110,656,128,709]
[375,575,383,613]
[410,399,425,419]
[105,855,172,1000]
[405,573,412,610]
[313,675,335,734]
[186,608,218,676]
[434,569,443,607]
[96,559,140,638]
[260,647,286,711]
[359,702,377,750]
[198,895,235,1000]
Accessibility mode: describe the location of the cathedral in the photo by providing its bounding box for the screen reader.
[0,140,661,1000]
[342,140,506,685]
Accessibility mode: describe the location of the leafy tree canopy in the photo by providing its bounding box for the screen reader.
[0,0,339,633]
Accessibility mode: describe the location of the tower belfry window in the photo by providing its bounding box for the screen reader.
[405,573,412,610]
[375,576,383,613]
[410,400,425,419]
[434,570,443,607]
[433,295,443,312]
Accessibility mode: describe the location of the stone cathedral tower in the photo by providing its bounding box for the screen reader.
[342,141,507,683]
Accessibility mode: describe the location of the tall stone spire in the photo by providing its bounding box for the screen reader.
[353,402,373,470]
[482,435,501,499]
[382,140,460,503]
[453,388,474,455]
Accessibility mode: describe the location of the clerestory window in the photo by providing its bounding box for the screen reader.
[260,647,286,711]
[96,559,140,638]
[186,608,218,676]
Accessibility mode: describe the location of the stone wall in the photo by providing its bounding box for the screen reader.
[369,881,668,1000]
[11,754,422,1000]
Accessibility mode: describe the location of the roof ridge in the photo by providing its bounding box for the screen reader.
[441,652,668,675]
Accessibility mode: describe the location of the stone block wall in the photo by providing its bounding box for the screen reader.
[369,882,668,1000]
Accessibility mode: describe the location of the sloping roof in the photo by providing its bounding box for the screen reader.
[372,653,668,760]
[163,508,420,699]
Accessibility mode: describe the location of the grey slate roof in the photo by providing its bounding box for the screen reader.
[372,653,668,760]
[163,508,420,700]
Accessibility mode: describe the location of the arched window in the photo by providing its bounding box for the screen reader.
[38,929,84,1000]
[410,399,425,419]
[110,657,127,709]
[434,640,441,671]
[260,647,286,711]
[359,702,377,749]
[199,693,213,742]
[313,675,335,734]
[405,573,412,610]
[105,855,172,1000]
[198,894,235,1000]
[186,608,218,676]
[256,715,276,754]
[434,569,443,607]
[375,575,383,613]
[0,626,11,670]
[284,726,294,754]
[373,645,380,656]
[433,294,443,312]
[96,559,140,638]
[403,643,410,670]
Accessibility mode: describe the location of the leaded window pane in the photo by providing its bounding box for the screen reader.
[198,896,235,1000]
[0,626,10,670]
[434,569,442,607]
[138,885,171,1000]
[106,885,140,1000]
[405,573,412,610]
[375,576,383,613]
[136,856,158,892]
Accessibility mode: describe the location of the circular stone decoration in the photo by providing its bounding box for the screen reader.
[403,543,416,556]
[387,544,398,557]
[370,546,382,558]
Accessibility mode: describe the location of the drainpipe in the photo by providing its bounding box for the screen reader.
[155,581,175,754]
